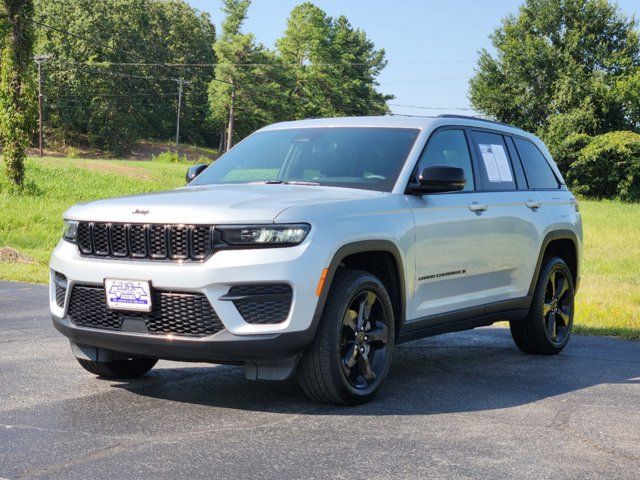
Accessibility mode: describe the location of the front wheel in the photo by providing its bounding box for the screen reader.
[76,357,158,379]
[297,269,395,405]
[510,256,575,355]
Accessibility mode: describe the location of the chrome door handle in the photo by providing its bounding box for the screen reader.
[469,202,488,212]
[526,200,542,210]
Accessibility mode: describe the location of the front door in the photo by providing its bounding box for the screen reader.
[407,128,495,322]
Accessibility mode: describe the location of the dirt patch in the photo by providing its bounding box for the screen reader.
[41,158,152,180]
[27,140,219,162]
[128,140,219,162]
[81,160,152,180]
[0,247,35,264]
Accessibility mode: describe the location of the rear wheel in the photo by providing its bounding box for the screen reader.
[297,269,395,405]
[510,256,574,355]
[76,357,157,379]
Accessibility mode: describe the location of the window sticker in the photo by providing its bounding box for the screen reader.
[479,144,513,183]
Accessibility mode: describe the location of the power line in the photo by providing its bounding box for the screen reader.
[49,60,476,68]
[29,19,113,52]
[51,92,179,99]
[388,103,474,111]
[385,76,471,85]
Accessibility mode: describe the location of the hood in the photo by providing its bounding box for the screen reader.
[64,183,383,224]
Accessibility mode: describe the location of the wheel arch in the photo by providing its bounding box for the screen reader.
[312,240,407,337]
[528,229,580,296]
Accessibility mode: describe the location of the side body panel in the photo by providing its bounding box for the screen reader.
[406,193,494,319]
[480,190,551,303]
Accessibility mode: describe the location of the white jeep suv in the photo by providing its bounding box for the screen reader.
[50,115,582,405]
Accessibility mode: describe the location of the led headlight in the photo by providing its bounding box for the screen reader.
[219,224,310,246]
[62,219,79,242]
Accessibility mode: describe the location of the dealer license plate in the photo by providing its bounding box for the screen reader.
[104,279,152,312]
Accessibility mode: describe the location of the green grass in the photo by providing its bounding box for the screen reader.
[572,199,640,340]
[0,157,638,339]
[0,156,186,283]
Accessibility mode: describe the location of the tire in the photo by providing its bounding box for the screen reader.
[76,357,158,379]
[297,269,395,405]
[510,256,575,355]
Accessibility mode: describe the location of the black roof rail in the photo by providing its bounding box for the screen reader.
[437,114,520,130]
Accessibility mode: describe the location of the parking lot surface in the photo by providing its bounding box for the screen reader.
[1,280,639,479]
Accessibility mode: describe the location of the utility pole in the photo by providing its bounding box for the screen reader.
[174,78,190,151]
[226,84,236,152]
[34,54,52,157]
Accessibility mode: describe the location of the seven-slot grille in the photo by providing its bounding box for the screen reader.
[76,222,213,261]
[67,285,224,337]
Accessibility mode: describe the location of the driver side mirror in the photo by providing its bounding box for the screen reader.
[407,165,466,195]
[186,164,208,184]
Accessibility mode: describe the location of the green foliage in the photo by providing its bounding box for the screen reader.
[567,131,640,201]
[151,150,188,164]
[277,4,390,118]
[33,0,216,153]
[209,0,391,144]
[552,132,593,175]
[469,0,640,139]
[0,0,36,188]
[208,0,285,143]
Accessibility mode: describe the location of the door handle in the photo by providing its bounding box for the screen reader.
[469,202,488,212]
[526,200,542,210]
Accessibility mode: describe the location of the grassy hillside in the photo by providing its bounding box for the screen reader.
[0,156,638,339]
[0,157,186,283]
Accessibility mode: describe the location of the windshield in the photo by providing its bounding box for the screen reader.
[191,127,420,192]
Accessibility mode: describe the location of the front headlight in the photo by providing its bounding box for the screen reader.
[62,219,78,242]
[219,224,310,247]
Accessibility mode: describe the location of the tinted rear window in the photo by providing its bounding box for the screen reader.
[470,131,516,191]
[514,138,560,189]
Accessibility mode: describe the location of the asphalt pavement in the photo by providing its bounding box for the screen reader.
[1,280,639,479]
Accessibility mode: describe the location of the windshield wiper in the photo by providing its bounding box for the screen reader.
[263,180,320,186]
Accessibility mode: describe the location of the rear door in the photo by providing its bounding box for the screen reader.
[468,130,548,304]
[407,128,495,321]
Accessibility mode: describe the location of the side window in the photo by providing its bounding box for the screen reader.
[471,131,516,191]
[505,136,529,190]
[514,138,560,189]
[417,129,474,191]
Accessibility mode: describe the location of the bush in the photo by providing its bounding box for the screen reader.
[151,150,187,164]
[195,155,214,165]
[552,133,593,176]
[567,131,640,202]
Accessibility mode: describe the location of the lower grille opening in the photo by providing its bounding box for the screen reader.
[67,285,224,337]
[227,284,293,325]
[53,271,67,308]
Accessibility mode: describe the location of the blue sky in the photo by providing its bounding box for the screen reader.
[186,0,640,116]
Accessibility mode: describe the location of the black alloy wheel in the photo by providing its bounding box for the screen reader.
[340,291,390,389]
[510,256,575,355]
[543,269,573,346]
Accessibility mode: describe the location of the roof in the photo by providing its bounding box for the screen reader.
[260,115,529,137]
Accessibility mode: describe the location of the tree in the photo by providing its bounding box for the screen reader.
[33,0,216,154]
[276,3,390,119]
[0,0,35,187]
[209,0,292,146]
[209,1,392,146]
[469,0,640,140]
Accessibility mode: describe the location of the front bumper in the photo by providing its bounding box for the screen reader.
[52,315,313,363]
[49,237,330,362]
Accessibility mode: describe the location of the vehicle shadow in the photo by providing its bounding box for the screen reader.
[114,328,640,416]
